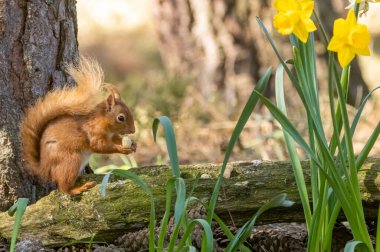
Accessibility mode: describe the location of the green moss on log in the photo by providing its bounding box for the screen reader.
[0,158,379,246]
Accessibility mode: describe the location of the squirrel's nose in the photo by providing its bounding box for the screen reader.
[129,125,135,134]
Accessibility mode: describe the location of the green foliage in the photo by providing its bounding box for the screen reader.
[206,67,273,223]
[122,73,189,120]
[59,237,107,250]
[8,198,28,252]
[152,116,180,178]
[91,154,138,174]
[257,3,380,251]
[101,114,293,251]
[150,76,188,118]
[224,194,293,252]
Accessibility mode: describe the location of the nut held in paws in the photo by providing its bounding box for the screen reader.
[122,135,133,148]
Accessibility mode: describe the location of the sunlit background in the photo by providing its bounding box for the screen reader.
[77,0,380,168]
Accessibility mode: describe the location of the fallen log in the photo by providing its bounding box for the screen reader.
[0,157,380,246]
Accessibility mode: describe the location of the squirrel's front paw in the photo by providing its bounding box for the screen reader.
[131,141,137,152]
[118,146,134,155]
[122,135,137,153]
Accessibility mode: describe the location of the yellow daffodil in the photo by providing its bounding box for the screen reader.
[327,10,370,67]
[273,0,317,43]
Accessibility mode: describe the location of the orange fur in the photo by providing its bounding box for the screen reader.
[20,57,136,195]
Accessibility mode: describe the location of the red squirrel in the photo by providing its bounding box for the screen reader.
[20,57,136,195]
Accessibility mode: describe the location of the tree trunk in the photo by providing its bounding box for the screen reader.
[0,0,79,211]
[153,0,370,111]
[153,0,276,116]
[1,158,379,246]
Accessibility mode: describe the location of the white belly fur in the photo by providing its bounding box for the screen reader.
[79,152,91,175]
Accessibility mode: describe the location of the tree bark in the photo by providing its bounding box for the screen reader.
[0,0,78,211]
[153,0,370,111]
[153,0,276,116]
[1,158,379,246]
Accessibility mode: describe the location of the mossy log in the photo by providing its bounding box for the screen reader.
[1,158,380,246]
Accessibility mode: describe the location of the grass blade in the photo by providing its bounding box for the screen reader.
[153,116,180,178]
[100,172,112,197]
[173,178,186,226]
[8,198,29,252]
[152,116,187,226]
[108,169,156,252]
[351,86,380,137]
[213,213,251,252]
[255,91,318,163]
[167,196,198,251]
[167,214,185,252]
[180,246,197,252]
[256,17,297,85]
[119,154,138,168]
[111,169,150,194]
[274,64,312,229]
[177,219,213,252]
[206,67,272,223]
[313,10,329,46]
[87,234,97,251]
[157,178,176,250]
[344,241,369,252]
[356,122,380,169]
[225,194,294,252]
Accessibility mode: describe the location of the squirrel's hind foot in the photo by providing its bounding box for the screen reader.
[69,181,97,195]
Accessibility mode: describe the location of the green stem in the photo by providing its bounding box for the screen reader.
[312,10,329,46]
[354,2,360,17]
[341,66,351,101]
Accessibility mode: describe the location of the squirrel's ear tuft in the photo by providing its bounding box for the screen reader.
[106,93,116,111]
[104,83,121,101]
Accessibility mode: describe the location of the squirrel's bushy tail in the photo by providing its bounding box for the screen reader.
[20,57,104,180]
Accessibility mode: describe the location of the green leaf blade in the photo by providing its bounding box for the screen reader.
[9,198,29,252]
[152,116,180,177]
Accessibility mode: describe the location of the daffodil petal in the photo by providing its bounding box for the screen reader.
[338,47,355,67]
[274,0,298,12]
[274,13,294,35]
[328,37,343,52]
[333,19,349,39]
[352,47,370,56]
[300,1,314,17]
[293,21,310,43]
[303,18,317,32]
[350,24,370,48]
[346,10,357,28]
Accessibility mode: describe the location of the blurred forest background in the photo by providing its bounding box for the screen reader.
[77,0,380,168]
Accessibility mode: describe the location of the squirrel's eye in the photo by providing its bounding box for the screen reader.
[117,114,126,123]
